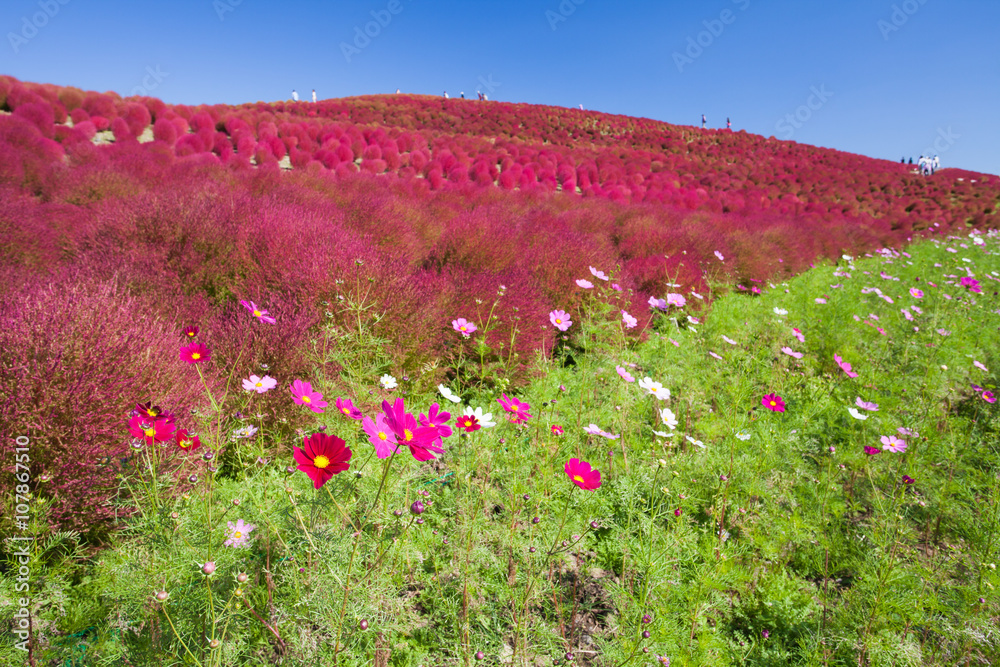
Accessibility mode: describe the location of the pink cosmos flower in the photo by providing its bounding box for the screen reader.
[576,279,594,289]
[174,429,201,453]
[180,343,211,365]
[714,250,724,261]
[835,354,859,378]
[335,397,363,420]
[621,310,637,329]
[648,296,667,310]
[240,300,276,324]
[616,365,635,382]
[973,361,988,372]
[984,391,997,404]
[224,519,256,548]
[902,475,915,485]
[362,414,399,459]
[549,310,572,331]
[864,446,882,456]
[589,266,609,281]
[762,393,785,412]
[880,435,907,453]
[791,328,805,343]
[452,318,477,337]
[294,433,352,488]
[243,374,277,393]
[722,335,738,346]
[909,288,924,299]
[668,338,680,347]
[498,394,532,424]
[565,458,601,491]
[666,293,687,308]
[960,277,983,293]
[611,283,623,292]
[901,309,914,321]
[290,379,327,414]
[709,351,723,360]
[781,347,803,359]
[855,397,879,411]
[551,424,564,435]
[128,415,176,446]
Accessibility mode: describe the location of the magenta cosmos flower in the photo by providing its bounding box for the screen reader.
[382,398,445,461]
[565,458,601,491]
[549,310,572,332]
[498,394,532,424]
[293,433,352,489]
[761,393,785,412]
[182,326,199,339]
[855,397,879,411]
[909,288,924,299]
[834,354,859,378]
[180,343,211,365]
[551,424,564,435]
[616,365,635,383]
[983,390,997,404]
[621,310,637,329]
[240,299,276,324]
[452,318,477,338]
[290,379,328,413]
[864,446,882,456]
[243,374,277,393]
[128,414,176,446]
[880,435,908,453]
[361,414,399,459]
[335,397,364,420]
[419,403,453,440]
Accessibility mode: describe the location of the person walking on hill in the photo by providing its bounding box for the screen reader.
[701,114,707,129]
[932,155,940,174]
[312,89,317,103]
[444,91,449,99]
[727,117,732,129]
[292,89,299,102]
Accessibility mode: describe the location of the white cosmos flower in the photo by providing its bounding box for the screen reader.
[773,307,788,316]
[685,435,705,449]
[463,406,496,428]
[735,432,751,441]
[437,384,462,404]
[379,374,398,389]
[660,408,679,430]
[652,430,675,438]
[847,407,868,420]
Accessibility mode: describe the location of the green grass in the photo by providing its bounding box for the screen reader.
[3,231,999,666]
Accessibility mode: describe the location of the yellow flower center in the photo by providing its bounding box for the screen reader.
[378,432,387,440]
[302,396,311,403]
[255,382,263,387]
[555,319,562,324]
[460,326,466,331]
[146,409,157,416]
[573,475,585,484]
[769,401,776,407]
[180,439,191,448]
[191,352,201,360]
[342,408,350,414]
[313,455,330,469]
[404,429,413,442]
[233,531,242,539]
[253,310,262,317]
[144,427,156,438]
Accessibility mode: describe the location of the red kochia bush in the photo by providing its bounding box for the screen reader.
[153,116,178,145]
[0,277,212,537]
[13,102,55,139]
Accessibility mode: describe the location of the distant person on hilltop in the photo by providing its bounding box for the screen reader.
[444,91,449,99]
[901,157,906,164]
[312,89,317,103]
[292,89,299,102]
[908,157,913,165]
[396,88,401,94]
[579,104,584,110]
[727,117,731,129]
[932,155,940,174]
[460,92,465,99]
[483,93,488,101]
[701,114,707,129]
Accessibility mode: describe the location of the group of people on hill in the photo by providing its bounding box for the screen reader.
[701,115,732,129]
[443,91,490,101]
[902,155,940,176]
[290,89,318,103]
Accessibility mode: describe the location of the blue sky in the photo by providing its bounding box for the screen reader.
[2,0,998,174]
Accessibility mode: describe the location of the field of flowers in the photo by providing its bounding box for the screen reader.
[1,75,1000,665]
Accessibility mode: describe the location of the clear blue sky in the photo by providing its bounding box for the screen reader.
[2,0,998,174]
